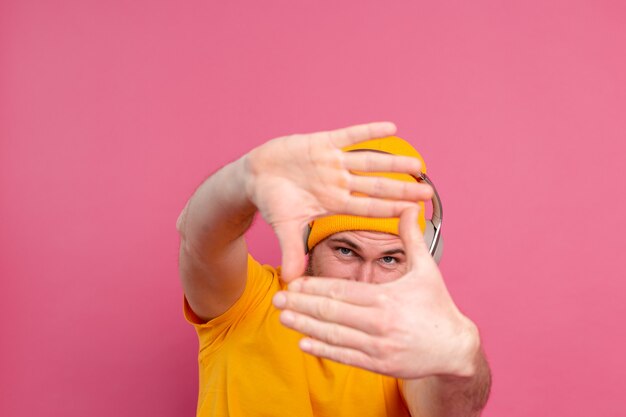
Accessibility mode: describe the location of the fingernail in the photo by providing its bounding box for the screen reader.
[299,338,312,351]
[273,292,286,308]
[280,310,295,325]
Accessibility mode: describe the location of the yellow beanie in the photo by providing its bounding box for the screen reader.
[307,136,427,250]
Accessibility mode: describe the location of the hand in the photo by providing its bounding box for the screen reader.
[245,122,433,281]
[272,207,480,379]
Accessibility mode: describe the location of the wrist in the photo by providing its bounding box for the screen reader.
[224,155,258,225]
[448,319,481,378]
[240,152,258,206]
[179,156,257,253]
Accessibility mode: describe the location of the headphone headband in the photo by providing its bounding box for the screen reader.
[415,172,443,259]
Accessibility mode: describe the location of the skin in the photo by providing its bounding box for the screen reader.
[306,230,409,284]
[177,122,491,416]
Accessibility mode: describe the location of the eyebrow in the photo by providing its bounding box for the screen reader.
[328,237,405,256]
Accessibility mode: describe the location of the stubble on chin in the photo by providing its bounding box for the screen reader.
[305,249,315,277]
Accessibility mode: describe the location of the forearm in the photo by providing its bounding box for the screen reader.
[178,155,258,320]
[177,155,256,258]
[401,347,491,417]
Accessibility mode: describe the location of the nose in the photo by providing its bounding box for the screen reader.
[356,262,377,283]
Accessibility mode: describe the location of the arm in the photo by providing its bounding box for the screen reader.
[177,122,432,320]
[177,156,255,321]
[401,346,491,417]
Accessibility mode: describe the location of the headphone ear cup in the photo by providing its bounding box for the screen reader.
[423,220,444,264]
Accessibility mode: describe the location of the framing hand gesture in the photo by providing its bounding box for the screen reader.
[272,207,480,380]
[245,122,433,281]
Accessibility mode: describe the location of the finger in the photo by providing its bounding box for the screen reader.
[298,337,380,374]
[342,151,423,176]
[340,194,417,218]
[324,122,397,149]
[288,277,382,306]
[274,221,307,282]
[349,175,434,202]
[398,206,430,267]
[278,310,378,355]
[274,291,381,334]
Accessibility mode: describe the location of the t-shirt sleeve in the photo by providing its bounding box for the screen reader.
[182,254,283,353]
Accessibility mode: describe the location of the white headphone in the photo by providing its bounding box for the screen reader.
[417,172,444,264]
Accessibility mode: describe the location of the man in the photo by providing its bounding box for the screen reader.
[177,122,491,416]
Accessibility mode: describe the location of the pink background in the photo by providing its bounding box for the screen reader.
[2,1,625,416]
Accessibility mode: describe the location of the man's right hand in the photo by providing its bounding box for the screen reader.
[244,122,433,281]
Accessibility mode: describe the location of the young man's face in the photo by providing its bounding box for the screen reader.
[307,230,408,284]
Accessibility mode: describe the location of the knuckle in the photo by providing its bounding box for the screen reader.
[413,158,422,172]
[284,294,299,310]
[328,282,346,299]
[337,170,350,189]
[378,359,400,377]
[338,192,352,213]
[298,279,311,293]
[315,343,328,358]
[370,339,386,357]
[402,181,410,199]
[336,349,354,366]
[369,310,395,335]
[374,291,392,308]
[324,324,341,345]
[370,338,398,358]
[364,152,374,171]
[373,177,383,197]
[292,313,308,331]
[390,154,400,172]
[306,339,321,356]
[370,319,389,335]
[317,298,336,320]
[380,339,396,355]
[376,360,392,375]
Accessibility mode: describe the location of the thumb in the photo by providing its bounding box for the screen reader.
[398,206,430,268]
[274,221,307,282]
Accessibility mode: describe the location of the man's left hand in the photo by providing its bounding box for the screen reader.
[272,207,480,380]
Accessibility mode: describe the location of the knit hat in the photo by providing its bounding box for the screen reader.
[307,136,427,251]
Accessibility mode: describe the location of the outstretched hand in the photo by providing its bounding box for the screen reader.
[272,207,480,380]
[245,122,433,281]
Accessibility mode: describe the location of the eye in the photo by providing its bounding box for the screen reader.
[337,247,353,256]
[380,256,397,265]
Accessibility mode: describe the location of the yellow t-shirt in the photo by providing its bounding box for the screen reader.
[184,255,411,417]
